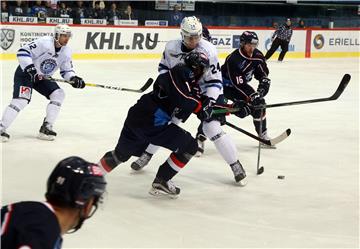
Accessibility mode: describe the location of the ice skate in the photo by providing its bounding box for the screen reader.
[149,177,180,198]
[230,161,247,186]
[38,119,57,141]
[131,152,153,171]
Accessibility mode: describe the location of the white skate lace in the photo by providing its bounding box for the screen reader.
[231,163,241,175]
[137,153,151,165]
[166,180,177,193]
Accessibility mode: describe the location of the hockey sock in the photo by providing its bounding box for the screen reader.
[45,89,65,125]
[99,150,123,173]
[203,120,238,165]
[0,98,28,130]
[145,144,160,155]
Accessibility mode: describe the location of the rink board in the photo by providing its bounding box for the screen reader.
[0,23,359,60]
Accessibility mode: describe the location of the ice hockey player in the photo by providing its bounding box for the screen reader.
[1,156,107,248]
[221,31,273,147]
[130,16,248,185]
[98,51,248,197]
[0,24,86,142]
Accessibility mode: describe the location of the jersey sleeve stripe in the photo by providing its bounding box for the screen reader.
[18,48,30,54]
[1,204,13,236]
[204,83,223,90]
[16,54,32,58]
[158,63,169,71]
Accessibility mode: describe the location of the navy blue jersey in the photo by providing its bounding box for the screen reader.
[126,64,201,128]
[221,48,269,98]
[1,201,62,249]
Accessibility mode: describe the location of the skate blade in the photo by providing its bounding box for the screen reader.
[261,143,276,149]
[235,179,248,187]
[1,137,9,143]
[130,163,143,171]
[149,187,179,199]
[194,151,203,157]
[38,133,55,141]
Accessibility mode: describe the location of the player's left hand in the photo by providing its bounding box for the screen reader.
[197,97,215,121]
[70,76,85,89]
[257,77,270,97]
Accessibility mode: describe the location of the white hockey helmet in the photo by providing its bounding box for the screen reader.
[181,16,202,48]
[54,24,72,41]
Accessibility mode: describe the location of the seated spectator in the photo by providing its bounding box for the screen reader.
[72,0,87,24]
[169,4,183,26]
[298,19,305,28]
[121,4,136,20]
[1,1,9,22]
[91,0,106,19]
[55,1,71,18]
[31,0,47,22]
[9,1,27,16]
[272,21,279,29]
[107,3,120,25]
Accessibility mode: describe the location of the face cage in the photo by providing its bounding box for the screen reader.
[66,195,104,234]
[55,32,72,42]
[182,33,202,47]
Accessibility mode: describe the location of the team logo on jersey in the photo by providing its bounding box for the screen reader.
[0,29,15,50]
[19,86,32,99]
[313,34,325,49]
[40,58,57,75]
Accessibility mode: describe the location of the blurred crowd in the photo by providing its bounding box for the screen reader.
[1,0,356,28]
[1,1,137,24]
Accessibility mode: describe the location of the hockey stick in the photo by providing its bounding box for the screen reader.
[213,74,351,113]
[225,121,291,146]
[48,77,154,93]
[256,109,264,175]
[257,73,351,109]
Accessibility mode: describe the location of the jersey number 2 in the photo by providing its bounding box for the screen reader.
[210,62,220,74]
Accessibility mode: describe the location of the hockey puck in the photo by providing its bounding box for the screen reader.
[277,175,285,179]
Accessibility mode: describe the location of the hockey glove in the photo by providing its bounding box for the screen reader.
[70,76,85,89]
[249,92,265,108]
[24,64,41,83]
[233,101,251,118]
[257,77,271,97]
[197,97,216,121]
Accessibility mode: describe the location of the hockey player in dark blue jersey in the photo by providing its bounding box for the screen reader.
[221,31,274,147]
[1,156,107,249]
[98,51,248,197]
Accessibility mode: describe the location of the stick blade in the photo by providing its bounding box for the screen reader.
[330,74,351,100]
[269,128,292,146]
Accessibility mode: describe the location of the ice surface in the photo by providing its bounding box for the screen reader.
[1,58,358,248]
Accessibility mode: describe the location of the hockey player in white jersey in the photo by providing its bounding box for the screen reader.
[131,16,247,185]
[0,24,85,142]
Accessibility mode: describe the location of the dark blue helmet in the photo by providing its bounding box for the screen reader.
[240,31,259,47]
[46,156,106,209]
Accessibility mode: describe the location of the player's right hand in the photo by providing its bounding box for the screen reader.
[24,64,40,83]
[70,76,85,89]
[249,92,265,107]
[233,100,251,118]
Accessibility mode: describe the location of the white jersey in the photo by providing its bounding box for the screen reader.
[158,39,223,99]
[16,36,75,80]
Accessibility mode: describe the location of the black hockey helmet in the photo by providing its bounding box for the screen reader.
[45,156,106,209]
[240,31,259,47]
[184,51,210,79]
